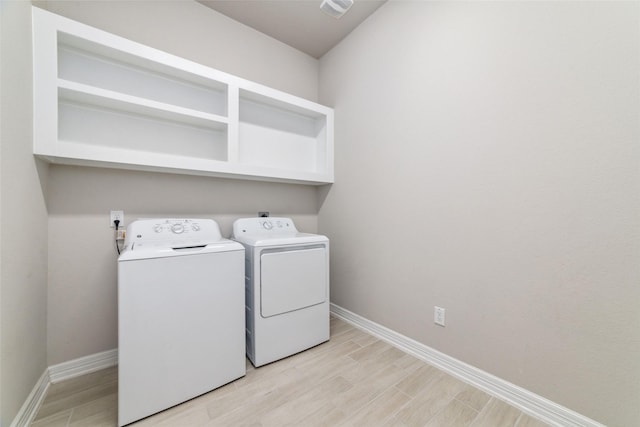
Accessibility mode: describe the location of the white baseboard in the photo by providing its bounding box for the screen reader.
[10,349,118,427]
[48,348,118,383]
[330,303,604,427]
[9,370,50,427]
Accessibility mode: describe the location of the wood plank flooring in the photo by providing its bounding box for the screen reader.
[31,317,549,427]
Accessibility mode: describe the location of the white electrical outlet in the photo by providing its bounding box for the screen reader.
[434,306,446,326]
[110,210,124,228]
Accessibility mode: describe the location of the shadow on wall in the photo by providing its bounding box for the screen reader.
[316,182,332,210]
[46,164,321,218]
[34,157,51,209]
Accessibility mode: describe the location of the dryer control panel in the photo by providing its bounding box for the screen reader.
[232,217,298,237]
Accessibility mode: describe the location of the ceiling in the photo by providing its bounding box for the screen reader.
[197,0,387,58]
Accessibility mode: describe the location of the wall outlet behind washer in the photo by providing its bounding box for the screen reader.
[110,210,124,227]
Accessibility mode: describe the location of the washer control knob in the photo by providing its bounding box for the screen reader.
[191,223,200,231]
[262,221,273,230]
[171,223,185,234]
[153,224,163,233]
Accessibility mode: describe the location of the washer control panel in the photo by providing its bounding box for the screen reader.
[150,219,203,235]
[125,218,222,246]
[233,217,298,237]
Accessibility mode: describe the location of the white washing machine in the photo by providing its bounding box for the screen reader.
[232,217,329,367]
[117,218,245,426]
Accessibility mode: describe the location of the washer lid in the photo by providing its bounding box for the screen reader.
[119,218,243,261]
[118,239,243,261]
[232,217,328,246]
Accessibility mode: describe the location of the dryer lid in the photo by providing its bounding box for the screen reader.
[231,217,328,246]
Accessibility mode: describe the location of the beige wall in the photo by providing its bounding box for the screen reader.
[0,0,49,424]
[318,2,640,426]
[38,1,321,365]
[6,0,638,425]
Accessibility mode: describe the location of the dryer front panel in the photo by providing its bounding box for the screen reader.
[260,246,327,318]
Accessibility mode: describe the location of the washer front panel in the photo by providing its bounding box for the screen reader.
[118,249,245,426]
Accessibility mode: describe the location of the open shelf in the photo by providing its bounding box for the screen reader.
[58,80,228,130]
[33,7,334,184]
[239,89,329,174]
[58,33,228,117]
[58,101,228,161]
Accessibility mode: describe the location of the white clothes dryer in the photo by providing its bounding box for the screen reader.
[232,217,330,367]
[118,219,245,426]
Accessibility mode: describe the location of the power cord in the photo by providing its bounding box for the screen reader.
[114,219,122,255]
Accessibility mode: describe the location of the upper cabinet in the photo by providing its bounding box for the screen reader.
[32,7,334,185]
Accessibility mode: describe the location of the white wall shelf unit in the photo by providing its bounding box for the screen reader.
[32,7,334,184]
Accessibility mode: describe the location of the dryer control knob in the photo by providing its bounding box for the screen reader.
[171,223,185,234]
[153,224,163,233]
[262,221,273,230]
[191,223,200,231]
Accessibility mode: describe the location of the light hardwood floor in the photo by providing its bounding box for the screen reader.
[31,317,549,427]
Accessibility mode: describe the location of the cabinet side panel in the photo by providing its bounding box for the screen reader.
[33,7,60,156]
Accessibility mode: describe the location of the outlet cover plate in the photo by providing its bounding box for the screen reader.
[110,210,124,228]
[434,306,445,326]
